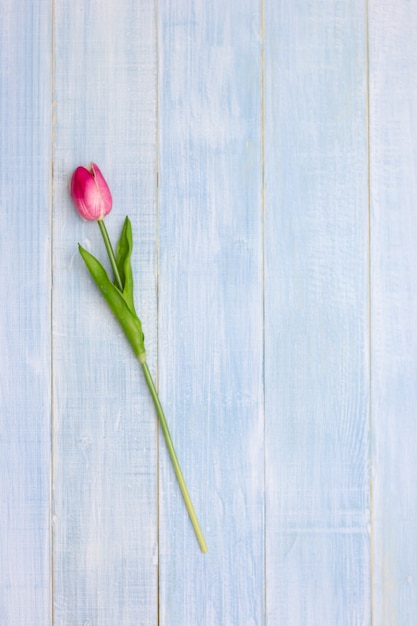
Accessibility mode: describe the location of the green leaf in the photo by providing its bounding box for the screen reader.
[115,216,136,312]
[79,244,146,362]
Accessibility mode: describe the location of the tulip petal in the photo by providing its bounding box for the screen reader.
[91,163,112,219]
[70,164,112,220]
[70,167,93,216]
[82,175,106,220]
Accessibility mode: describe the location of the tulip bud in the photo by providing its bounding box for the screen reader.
[70,163,112,221]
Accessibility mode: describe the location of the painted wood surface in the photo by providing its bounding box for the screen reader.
[52,1,158,624]
[264,1,370,624]
[1,0,417,624]
[369,2,417,624]
[157,1,264,623]
[0,1,52,624]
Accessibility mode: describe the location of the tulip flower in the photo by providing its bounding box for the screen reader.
[70,163,112,221]
[70,164,208,553]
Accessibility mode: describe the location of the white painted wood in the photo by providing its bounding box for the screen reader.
[369,2,417,623]
[264,1,370,624]
[52,1,158,623]
[157,1,264,623]
[0,1,52,624]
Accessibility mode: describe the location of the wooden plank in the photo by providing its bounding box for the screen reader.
[0,1,52,624]
[369,2,417,623]
[52,1,158,623]
[264,1,370,624]
[157,0,264,623]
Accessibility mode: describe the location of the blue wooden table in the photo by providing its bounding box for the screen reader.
[1,0,416,624]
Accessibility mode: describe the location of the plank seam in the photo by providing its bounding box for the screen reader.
[260,0,267,624]
[155,0,161,624]
[366,1,375,626]
[50,0,56,623]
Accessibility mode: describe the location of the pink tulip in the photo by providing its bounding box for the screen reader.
[70,163,112,220]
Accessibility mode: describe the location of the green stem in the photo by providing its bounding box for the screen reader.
[97,219,123,291]
[141,361,208,553]
[97,218,207,552]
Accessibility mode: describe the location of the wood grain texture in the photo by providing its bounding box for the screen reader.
[2,0,417,623]
[0,1,52,624]
[369,2,417,623]
[264,1,370,624]
[157,1,264,623]
[52,1,158,624]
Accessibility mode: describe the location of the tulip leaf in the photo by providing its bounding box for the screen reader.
[79,244,146,362]
[115,216,136,313]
